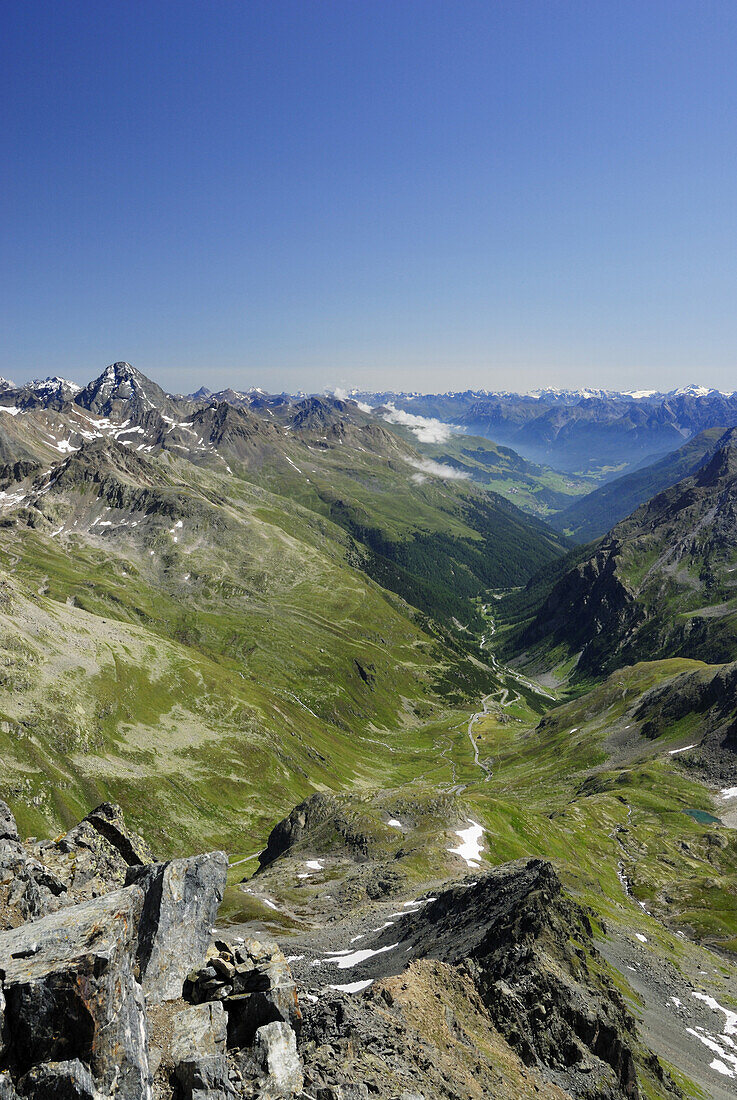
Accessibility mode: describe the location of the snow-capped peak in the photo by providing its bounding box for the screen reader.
[29,376,81,395]
[670,384,715,398]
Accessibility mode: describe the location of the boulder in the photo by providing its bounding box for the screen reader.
[0,886,150,1100]
[17,1059,97,1099]
[126,851,228,1002]
[175,1054,232,1100]
[171,1001,231,1099]
[253,1021,303,1098]
[171,1001,228,1063]
[0,803,17,843]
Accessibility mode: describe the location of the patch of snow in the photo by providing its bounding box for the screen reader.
[328,979,373,993]
[387,819,402,828]
[687,1027,737,1077]
[692,992,737,1036]
[721,786,737,800]
[635,933,647,943]
[286,955,304,963]
[305,860,323,871]
[448,820,485,868]
[0,406,21,415]
[669,743,696,755]
[322,943,398,970]
[261,898,279,911]
[285,456,302,474]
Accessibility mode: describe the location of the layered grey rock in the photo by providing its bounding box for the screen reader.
[253,1022,303,1098]
[171,1001,231,1099]
[17,1058,97,1099]
[0,802,17,843]
[0,886,150,1100]
[126,851,228,1002]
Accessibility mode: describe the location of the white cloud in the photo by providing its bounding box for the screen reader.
[407,458,469,481]
[331,388,373,414]
[381,403,457,444]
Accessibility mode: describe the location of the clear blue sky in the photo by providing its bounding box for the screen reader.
[3,0,737,393]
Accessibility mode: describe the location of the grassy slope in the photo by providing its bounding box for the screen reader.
[2,438,543,853]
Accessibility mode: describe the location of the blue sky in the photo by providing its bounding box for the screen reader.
[3,1,737,393]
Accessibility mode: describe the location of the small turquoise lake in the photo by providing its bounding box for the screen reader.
[683,808,722,825]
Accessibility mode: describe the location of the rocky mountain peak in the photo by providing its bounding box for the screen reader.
[47,436,160,490]
[75,361,173,419]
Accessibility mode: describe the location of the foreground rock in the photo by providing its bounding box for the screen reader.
[0,887,150,1099]
[126,852,228,1003]
[0,797,683,1099]
[0,799,304,1100]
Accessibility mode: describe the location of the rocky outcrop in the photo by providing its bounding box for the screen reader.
[186,936,301,1051]
[258,793,342,868]
[0,800,156,930]
[397,860,641,1099]
[297,859,655,1100]
[0,804,303,1100]
[0,887,150,1099]
[0,804,17,844]
[126,852,228,1003]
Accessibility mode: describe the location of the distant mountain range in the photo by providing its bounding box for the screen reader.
[7,370,737,487]
[352,385,737,477]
